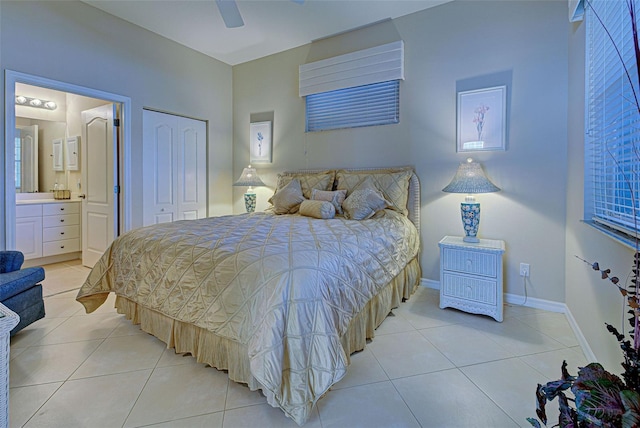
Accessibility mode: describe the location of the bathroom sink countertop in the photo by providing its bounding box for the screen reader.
[16,198,83,205]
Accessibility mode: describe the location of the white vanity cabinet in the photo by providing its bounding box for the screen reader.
[42,203,80,256]
[15,201,81,260]
[15,204,43,259]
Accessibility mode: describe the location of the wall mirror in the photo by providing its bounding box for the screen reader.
[15,117,68,193]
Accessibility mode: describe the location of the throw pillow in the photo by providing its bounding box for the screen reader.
[342,177,390,220]
[311,189,347,215]
[268,178,305,214]
[299,200,336,219]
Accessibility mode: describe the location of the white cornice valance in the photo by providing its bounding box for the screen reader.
[299,41,404,97]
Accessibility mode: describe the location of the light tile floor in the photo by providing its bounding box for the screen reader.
[9,260,588,427]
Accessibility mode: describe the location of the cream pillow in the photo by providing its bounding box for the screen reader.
[299,200,336,219]
[276,170,335,199]
[336,167,412,216]
[311,189,347,215]
[268,178,305,214]
[342,178,390,220]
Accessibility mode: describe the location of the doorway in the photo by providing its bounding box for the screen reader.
[4,71,132,266]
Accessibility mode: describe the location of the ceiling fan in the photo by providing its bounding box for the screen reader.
[215,0,304,28]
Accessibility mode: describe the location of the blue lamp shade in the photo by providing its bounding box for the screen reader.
[233,165,265,213]
[442,158,500,243]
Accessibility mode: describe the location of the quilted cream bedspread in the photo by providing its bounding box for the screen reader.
[76,211,419,425]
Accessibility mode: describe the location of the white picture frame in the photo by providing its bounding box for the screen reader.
[249,121,272,163]
[457,85,507,152]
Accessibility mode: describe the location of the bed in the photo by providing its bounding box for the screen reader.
[76,166,421,426]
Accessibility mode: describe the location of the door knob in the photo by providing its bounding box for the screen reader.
[78,194,86,199]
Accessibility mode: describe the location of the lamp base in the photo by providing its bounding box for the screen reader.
[244,192,257,213]
[460,201,481,243]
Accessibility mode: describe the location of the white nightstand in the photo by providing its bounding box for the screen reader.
[438,236,505,322]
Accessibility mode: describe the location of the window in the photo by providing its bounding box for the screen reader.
[305,80,400,132]
[15,134,21,190]
[585,0,640,246]
[299,41,404,133]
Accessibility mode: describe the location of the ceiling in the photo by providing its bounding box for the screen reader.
[82,0,452,66]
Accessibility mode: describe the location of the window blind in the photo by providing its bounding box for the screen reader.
[586,0,640,242]
[305,80,399,132]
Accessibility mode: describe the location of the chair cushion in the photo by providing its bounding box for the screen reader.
[3,285,45,335]
[0,251,24,274]
[0,267,45,301]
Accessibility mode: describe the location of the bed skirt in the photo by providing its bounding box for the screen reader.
[112,256,421,410]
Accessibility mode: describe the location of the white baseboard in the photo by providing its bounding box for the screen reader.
[420,278,597,362]
[563,306,597,362]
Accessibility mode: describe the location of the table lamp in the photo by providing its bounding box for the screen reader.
[233,165,265,213]
[442,158,500,243]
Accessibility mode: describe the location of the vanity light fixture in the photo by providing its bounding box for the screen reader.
[15,95,57,110]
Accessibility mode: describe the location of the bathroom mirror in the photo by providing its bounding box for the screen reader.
[15,117,68,193]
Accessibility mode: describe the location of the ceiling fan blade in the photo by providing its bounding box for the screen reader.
[215,0,244,28]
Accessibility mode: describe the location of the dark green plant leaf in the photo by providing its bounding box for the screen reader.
[620,390,640,428]
[562,360,571,380]
[535,383,548,425]
[558,392,579,428]
[573,364,626,425]
[526,417,542,428]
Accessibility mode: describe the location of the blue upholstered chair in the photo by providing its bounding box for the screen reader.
[0,251,45,335]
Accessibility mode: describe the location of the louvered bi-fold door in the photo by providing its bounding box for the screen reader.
[142,110,207,226]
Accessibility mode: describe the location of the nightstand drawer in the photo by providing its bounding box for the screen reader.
[442,247,498,278]
[442,273,497,305]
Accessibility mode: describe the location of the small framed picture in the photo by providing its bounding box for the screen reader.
[249,121,272,163]
[457,85,507,152]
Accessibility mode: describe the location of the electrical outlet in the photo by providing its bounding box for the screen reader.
[520,263,530,277]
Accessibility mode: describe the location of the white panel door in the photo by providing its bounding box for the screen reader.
[81,104,116,268]
[143,110,207,226]
[177,117,207,221]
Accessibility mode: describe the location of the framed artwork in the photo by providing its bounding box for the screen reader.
[457,85,506,152]
[249,121,272,163]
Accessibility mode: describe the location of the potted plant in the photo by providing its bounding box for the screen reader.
[526,255,640,427]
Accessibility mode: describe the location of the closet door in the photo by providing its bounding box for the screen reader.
[176,117,207,221]
[143,110,207,226]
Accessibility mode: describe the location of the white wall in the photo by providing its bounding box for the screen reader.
[0,0,234,234]
[233,0,569,303]
[565,18,635,369]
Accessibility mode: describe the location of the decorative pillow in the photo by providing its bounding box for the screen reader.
[311,189,347,215]
[336,167,412,216]
[268,178,305,214]
[342,177,390,220]
[299,200,336,219]
[276,170,335,199]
